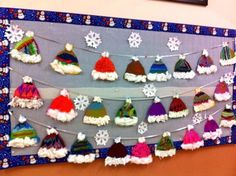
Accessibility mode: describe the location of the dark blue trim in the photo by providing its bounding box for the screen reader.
[0,7,236,169]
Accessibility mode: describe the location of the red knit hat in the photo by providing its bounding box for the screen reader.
[47,89,78,122]
[214,78,231,101]
[169,94,189,118]
[91,52,118,81]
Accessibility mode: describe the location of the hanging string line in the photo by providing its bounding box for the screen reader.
[13,23,234,59]
[9,67,228,101]
[9,101,230,140]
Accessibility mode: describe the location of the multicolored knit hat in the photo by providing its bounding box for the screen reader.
[83,96,110,126]
[219,104,236,128]
[130,137,152,165]
[214,78,231,102]
[10,31,42,64]
[181,125,204,150]
[38,128,68,160]
[9,76,43,109]
[220,42,236,66]
[124,57,147,83]
[196,49,217,75]
[155,132,176,158]
[193,88,215,112]
[8,115,40,148]
[146,97,168,123]
[105,137,130,166]
[147,56,171,82]
[91,52,118,81]
[203,115,222,140]
[173,55,195,80]
[47,89,77,122]
[67,133,95,164]
[168,94,189,118]
[115,98,138,126]
[50,43,82,75]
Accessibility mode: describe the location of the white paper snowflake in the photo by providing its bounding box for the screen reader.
[84,31,102,49]
[138,121,148,134]
[167,37,181,51]
[4,25,24,43]
[128,32,142,48]
[222,72,235,85]
[192,113,203,124]
[73,95,90,111]
[94,130,109,146]
[142,83,157,97]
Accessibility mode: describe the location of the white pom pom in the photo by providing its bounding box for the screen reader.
[226,104,232,109]
[208,115,214,120]
[60,89,69,97]
[202,49,209,57]
[179,54,186,60]
[126,98,132,104]
[222,42,228,47]
[101,51,109,58]
[18,115,27,123]
[25,31,34,37]
[93,96,102,103]
[77,132,86,141]
[155,55,162,62]
[173,94,179,98]
[22,76,32,83]
[132,56,139,61]
[65,43,73,51]
[138,137,145,143]
[47,128,58,135]
[154,97,160,103]
[187,125,194,130]
[114,137,121,143]
[163,131,171,137]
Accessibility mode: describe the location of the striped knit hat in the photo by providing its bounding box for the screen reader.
[220,104,236,128]
[50,43,82,75]
[220,42,236,66]
[10,31,42,64]
[214,78,231,102]
[67,133,95,164]
[83,96,110,126]
[193,88,215,112]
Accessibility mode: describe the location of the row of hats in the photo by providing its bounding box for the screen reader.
[8,112,233,165]
[10,31,236,83]
[9,75,231,126]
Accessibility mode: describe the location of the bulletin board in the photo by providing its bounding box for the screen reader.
[0,7,236,169]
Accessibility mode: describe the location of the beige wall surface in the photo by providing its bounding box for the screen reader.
[0,0,236,28]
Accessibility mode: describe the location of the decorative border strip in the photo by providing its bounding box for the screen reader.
[0,7,236,169]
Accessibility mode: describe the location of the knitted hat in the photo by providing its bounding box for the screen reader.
[130,137,152,165]
[50,43,82,75]
[91,52,118,81]
[115,98,138,126]
[193,88,215,113]
[155,132,176,158]
[214,78,231,102]
[83,96,110,126]
[196,49,217,75]
[219,104,236,128]
[168,95,189,118]
[146,97,168,123]
[173,55,195,80]
[181,125,204,150]
[67,133,95,164]
[105,137,130,166]
[47,89,77,122]
[9,76,43,109]
[147,56,171,82]
[38,128,68,160]
[7,115,40,148]
[220,42,236,66]
[124,57,147,83]
[10,31,42,63]
[203,115,222,140]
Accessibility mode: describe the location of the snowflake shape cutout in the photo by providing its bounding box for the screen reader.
[73,95,90,111]
[128,32,142,48]
[84,31,102,49]
[4,25,24,44]
[167,37,181,52]
[94,130,109,146]
[192,113,203,124]
[142,83,157,97]
[138,121,148,134]
[222,72,235,85]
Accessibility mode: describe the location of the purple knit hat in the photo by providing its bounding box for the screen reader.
[146,97,168,123]
[203,115,222,140]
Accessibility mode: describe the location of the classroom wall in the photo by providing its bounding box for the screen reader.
[1,0,236,176]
